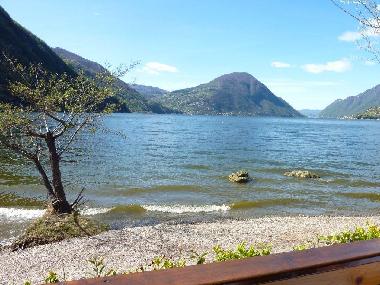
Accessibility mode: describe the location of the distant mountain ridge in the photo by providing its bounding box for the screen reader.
[53,48,172,113]
[0,5,74,103]
[0,5,303,118]
[320,84,380,118]
[131,84,168,99]
[155,72,302,117]
[298,109,321,118]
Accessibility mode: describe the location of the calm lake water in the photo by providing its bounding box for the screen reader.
[1,114,380,242]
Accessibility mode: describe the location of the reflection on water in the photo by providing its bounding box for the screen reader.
[0,114,380,240]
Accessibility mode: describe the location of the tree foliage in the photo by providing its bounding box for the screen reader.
[0,55,127,214]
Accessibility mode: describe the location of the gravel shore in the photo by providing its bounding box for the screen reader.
[1,215,380,284]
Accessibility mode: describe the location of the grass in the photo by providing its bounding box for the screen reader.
[12,211,109,250]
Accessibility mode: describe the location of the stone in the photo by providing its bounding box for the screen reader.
[228,170,251,183]
[284,170,320,179]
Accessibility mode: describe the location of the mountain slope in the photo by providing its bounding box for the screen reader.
[54,48,172,113]
[0,5,74,102]
[155,72,302,117]
[131,84,168,99]
[353,106,380,119]
[320,84,380,118]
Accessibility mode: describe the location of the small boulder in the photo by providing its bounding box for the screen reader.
[284,170,320,179]
[229,170,251,183]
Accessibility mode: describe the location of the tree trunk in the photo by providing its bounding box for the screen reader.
[45,132,72,214]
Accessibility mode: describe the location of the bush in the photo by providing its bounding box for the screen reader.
[44,271,59,283]
[88,257,117,277]
[151,256,186,270]
[213,242,271,262]
[319,223,380,245]
[12,211,109,250]
[292,243,312,251]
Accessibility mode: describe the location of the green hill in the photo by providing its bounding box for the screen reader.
[155,72,302,117]
[320,84,380,118]
[0,5,74,103]
[131,84,168,99]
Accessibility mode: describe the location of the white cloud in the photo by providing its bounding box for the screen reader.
[338,31,362,42]
[339,20,380,42]
[302,59,351,74]
[271,61,292,68]
[142,62,178,74]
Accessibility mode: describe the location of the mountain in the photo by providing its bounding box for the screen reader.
[0,4,171,114]
[131,84,168,99]
[320,84,380,118]
[155,72,302,117]
[298,109,321,118]
[0,6,74,103]
[53,48,172,113]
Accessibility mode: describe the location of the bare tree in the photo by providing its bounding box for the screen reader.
[0,56,131,215]
[331,0,380,62]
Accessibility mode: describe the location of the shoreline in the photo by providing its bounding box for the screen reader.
[1,215,380,284]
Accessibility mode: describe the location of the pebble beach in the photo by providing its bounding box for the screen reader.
[1,215,379,284]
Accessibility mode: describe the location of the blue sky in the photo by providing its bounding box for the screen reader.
[1,0,380,109]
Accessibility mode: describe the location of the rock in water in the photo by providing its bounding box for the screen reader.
[284,170,320,179]
[229,170,251,183]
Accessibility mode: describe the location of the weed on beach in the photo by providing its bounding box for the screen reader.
[13,212,109,250]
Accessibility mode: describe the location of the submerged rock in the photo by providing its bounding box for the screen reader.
[284,170,320,179]
[229,170,251,183]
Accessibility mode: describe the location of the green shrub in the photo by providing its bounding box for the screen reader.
[44,271,59,283]
[12,212,109,250]
[189,250,208,265]
[151,256,186,270]
[319,223,380,245]
[292,243,312,251]
[88,257,117,277]
[213,242,271,262]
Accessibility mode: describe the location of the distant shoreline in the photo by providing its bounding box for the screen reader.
[1,215,380,284]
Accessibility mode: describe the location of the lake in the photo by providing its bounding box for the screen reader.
[1,114,380,242]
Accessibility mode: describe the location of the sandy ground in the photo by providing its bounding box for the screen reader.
[1,215,379,284]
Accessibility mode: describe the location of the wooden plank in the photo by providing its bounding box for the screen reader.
[268,262,380,285]
[58,239,380,285]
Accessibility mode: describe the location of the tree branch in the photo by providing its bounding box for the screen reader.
[57,117,92,156]
[33,157,55,199]
[0,138,36,160]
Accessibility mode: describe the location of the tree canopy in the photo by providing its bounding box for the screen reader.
[0,56,127,214]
